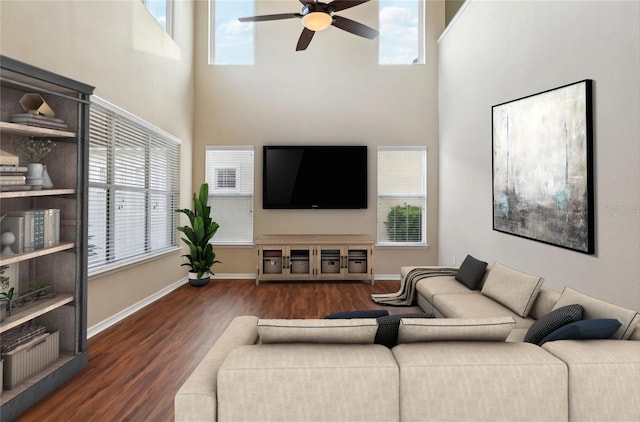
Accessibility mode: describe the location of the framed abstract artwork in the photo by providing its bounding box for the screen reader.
[492,80,594,254]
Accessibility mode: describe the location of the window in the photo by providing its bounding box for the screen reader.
[379,0,424,64]
[377,147,427,245]
[143,0,173,35]
[211,0,254,65]
[88,97,180,274]
[205,147,254,244]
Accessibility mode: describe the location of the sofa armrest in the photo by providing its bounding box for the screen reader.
[175,315,259,422]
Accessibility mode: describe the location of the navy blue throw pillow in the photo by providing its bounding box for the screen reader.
[524,304,584,345]
[455,255,488,290]
[325,310,389,319]
[539,318,621,346]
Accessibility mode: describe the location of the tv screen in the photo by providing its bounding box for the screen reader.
[263,145,367,209]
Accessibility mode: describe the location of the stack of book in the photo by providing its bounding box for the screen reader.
[0,209,60,254]
[0,165,29,192]
[10,113,68,131]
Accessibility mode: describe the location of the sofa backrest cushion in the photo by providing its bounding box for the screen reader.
[257,318,378,344]
[454,255,488,290]
[397,317,516,343]
[481,263,544,317]
[528,287,561,320]
[552,287,640,339]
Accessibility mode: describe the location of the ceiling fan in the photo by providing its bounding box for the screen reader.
[238,0,379,51]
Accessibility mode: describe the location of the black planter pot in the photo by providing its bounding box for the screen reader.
[188,272,210,287]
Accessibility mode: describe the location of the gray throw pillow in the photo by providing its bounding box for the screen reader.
[524,304,584,345]
[375,313,434,348]
[455,255,488,290]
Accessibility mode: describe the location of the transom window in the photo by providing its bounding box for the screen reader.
[143,0,173,35]
[379,0,425,64]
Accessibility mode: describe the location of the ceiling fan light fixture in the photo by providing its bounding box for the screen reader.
[302,12,332,31]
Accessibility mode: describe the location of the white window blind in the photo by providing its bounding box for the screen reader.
[377,146,427,245]
[88,97,180,274]
[205,146,254,245]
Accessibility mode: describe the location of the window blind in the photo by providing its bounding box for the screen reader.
[88,97,180,273]
[377,146,427,245]
[205,146,254,245]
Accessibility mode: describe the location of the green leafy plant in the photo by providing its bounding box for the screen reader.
[175,183,221,279]
[13,137,56,162]
[385,204,422,242]
[0,287,14,301]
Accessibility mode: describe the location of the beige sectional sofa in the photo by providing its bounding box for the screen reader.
[175,262,640,422]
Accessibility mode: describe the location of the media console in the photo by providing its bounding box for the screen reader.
[255,234,375,285]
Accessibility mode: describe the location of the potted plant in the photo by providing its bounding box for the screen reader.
[13,136,56,189]
[176,183,221,287]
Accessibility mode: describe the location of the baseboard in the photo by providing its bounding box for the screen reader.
[87,278,187,338]
[376,274,401,281]
[88,272,398,338]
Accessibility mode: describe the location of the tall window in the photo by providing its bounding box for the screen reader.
[143,0,173,35]
[205,146,254,244]
[377,146,427,245]
[211,0,254,65]
[379,0,424,64]
[88,97,180,274]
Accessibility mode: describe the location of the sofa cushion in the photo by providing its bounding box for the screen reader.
[524,304,584,345]
[542,340,640,421]
[392,342,568,421]
[416,275,479,303]
[218,344,400,422]
[324,309,389,319]
[481,262,544,317]
[433,292,535,329]
[538,319,621,346]
[455,255,488,290]
[257,319,377,344]
[374,313,433,348]
[552,287,640,339]
[398,317,515,343]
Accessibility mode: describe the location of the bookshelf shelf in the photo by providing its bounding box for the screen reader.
[0,188,75,199]
[0,55,93,421]
[0,242,74,266]
[0,121,76,138]
[0,294,74,334]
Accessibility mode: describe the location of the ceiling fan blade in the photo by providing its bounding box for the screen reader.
[296,28,316,51]
[298,0,317,7]
[331,15,378,39]
[238,13,301,23]
[329,0,371,13]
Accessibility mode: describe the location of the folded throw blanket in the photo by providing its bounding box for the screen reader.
[371,266,458,306]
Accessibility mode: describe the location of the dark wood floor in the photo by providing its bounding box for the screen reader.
[15,279,411,422]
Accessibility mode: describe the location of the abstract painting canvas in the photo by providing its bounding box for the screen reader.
[492,80,594,254]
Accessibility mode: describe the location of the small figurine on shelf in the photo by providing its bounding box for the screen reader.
[13,137,56,190]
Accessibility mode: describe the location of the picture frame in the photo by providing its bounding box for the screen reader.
[492,80,594,254]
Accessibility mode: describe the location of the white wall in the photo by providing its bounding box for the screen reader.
[193,0,446,275]
[438,0,640,310]
[0,0,195,326]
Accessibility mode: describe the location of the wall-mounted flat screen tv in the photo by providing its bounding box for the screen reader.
[263,145,367,209]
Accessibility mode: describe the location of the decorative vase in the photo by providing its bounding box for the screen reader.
[188,272,210,287]
[26,162,44,190]
[42,165,53,189]
[1,230,16,255]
